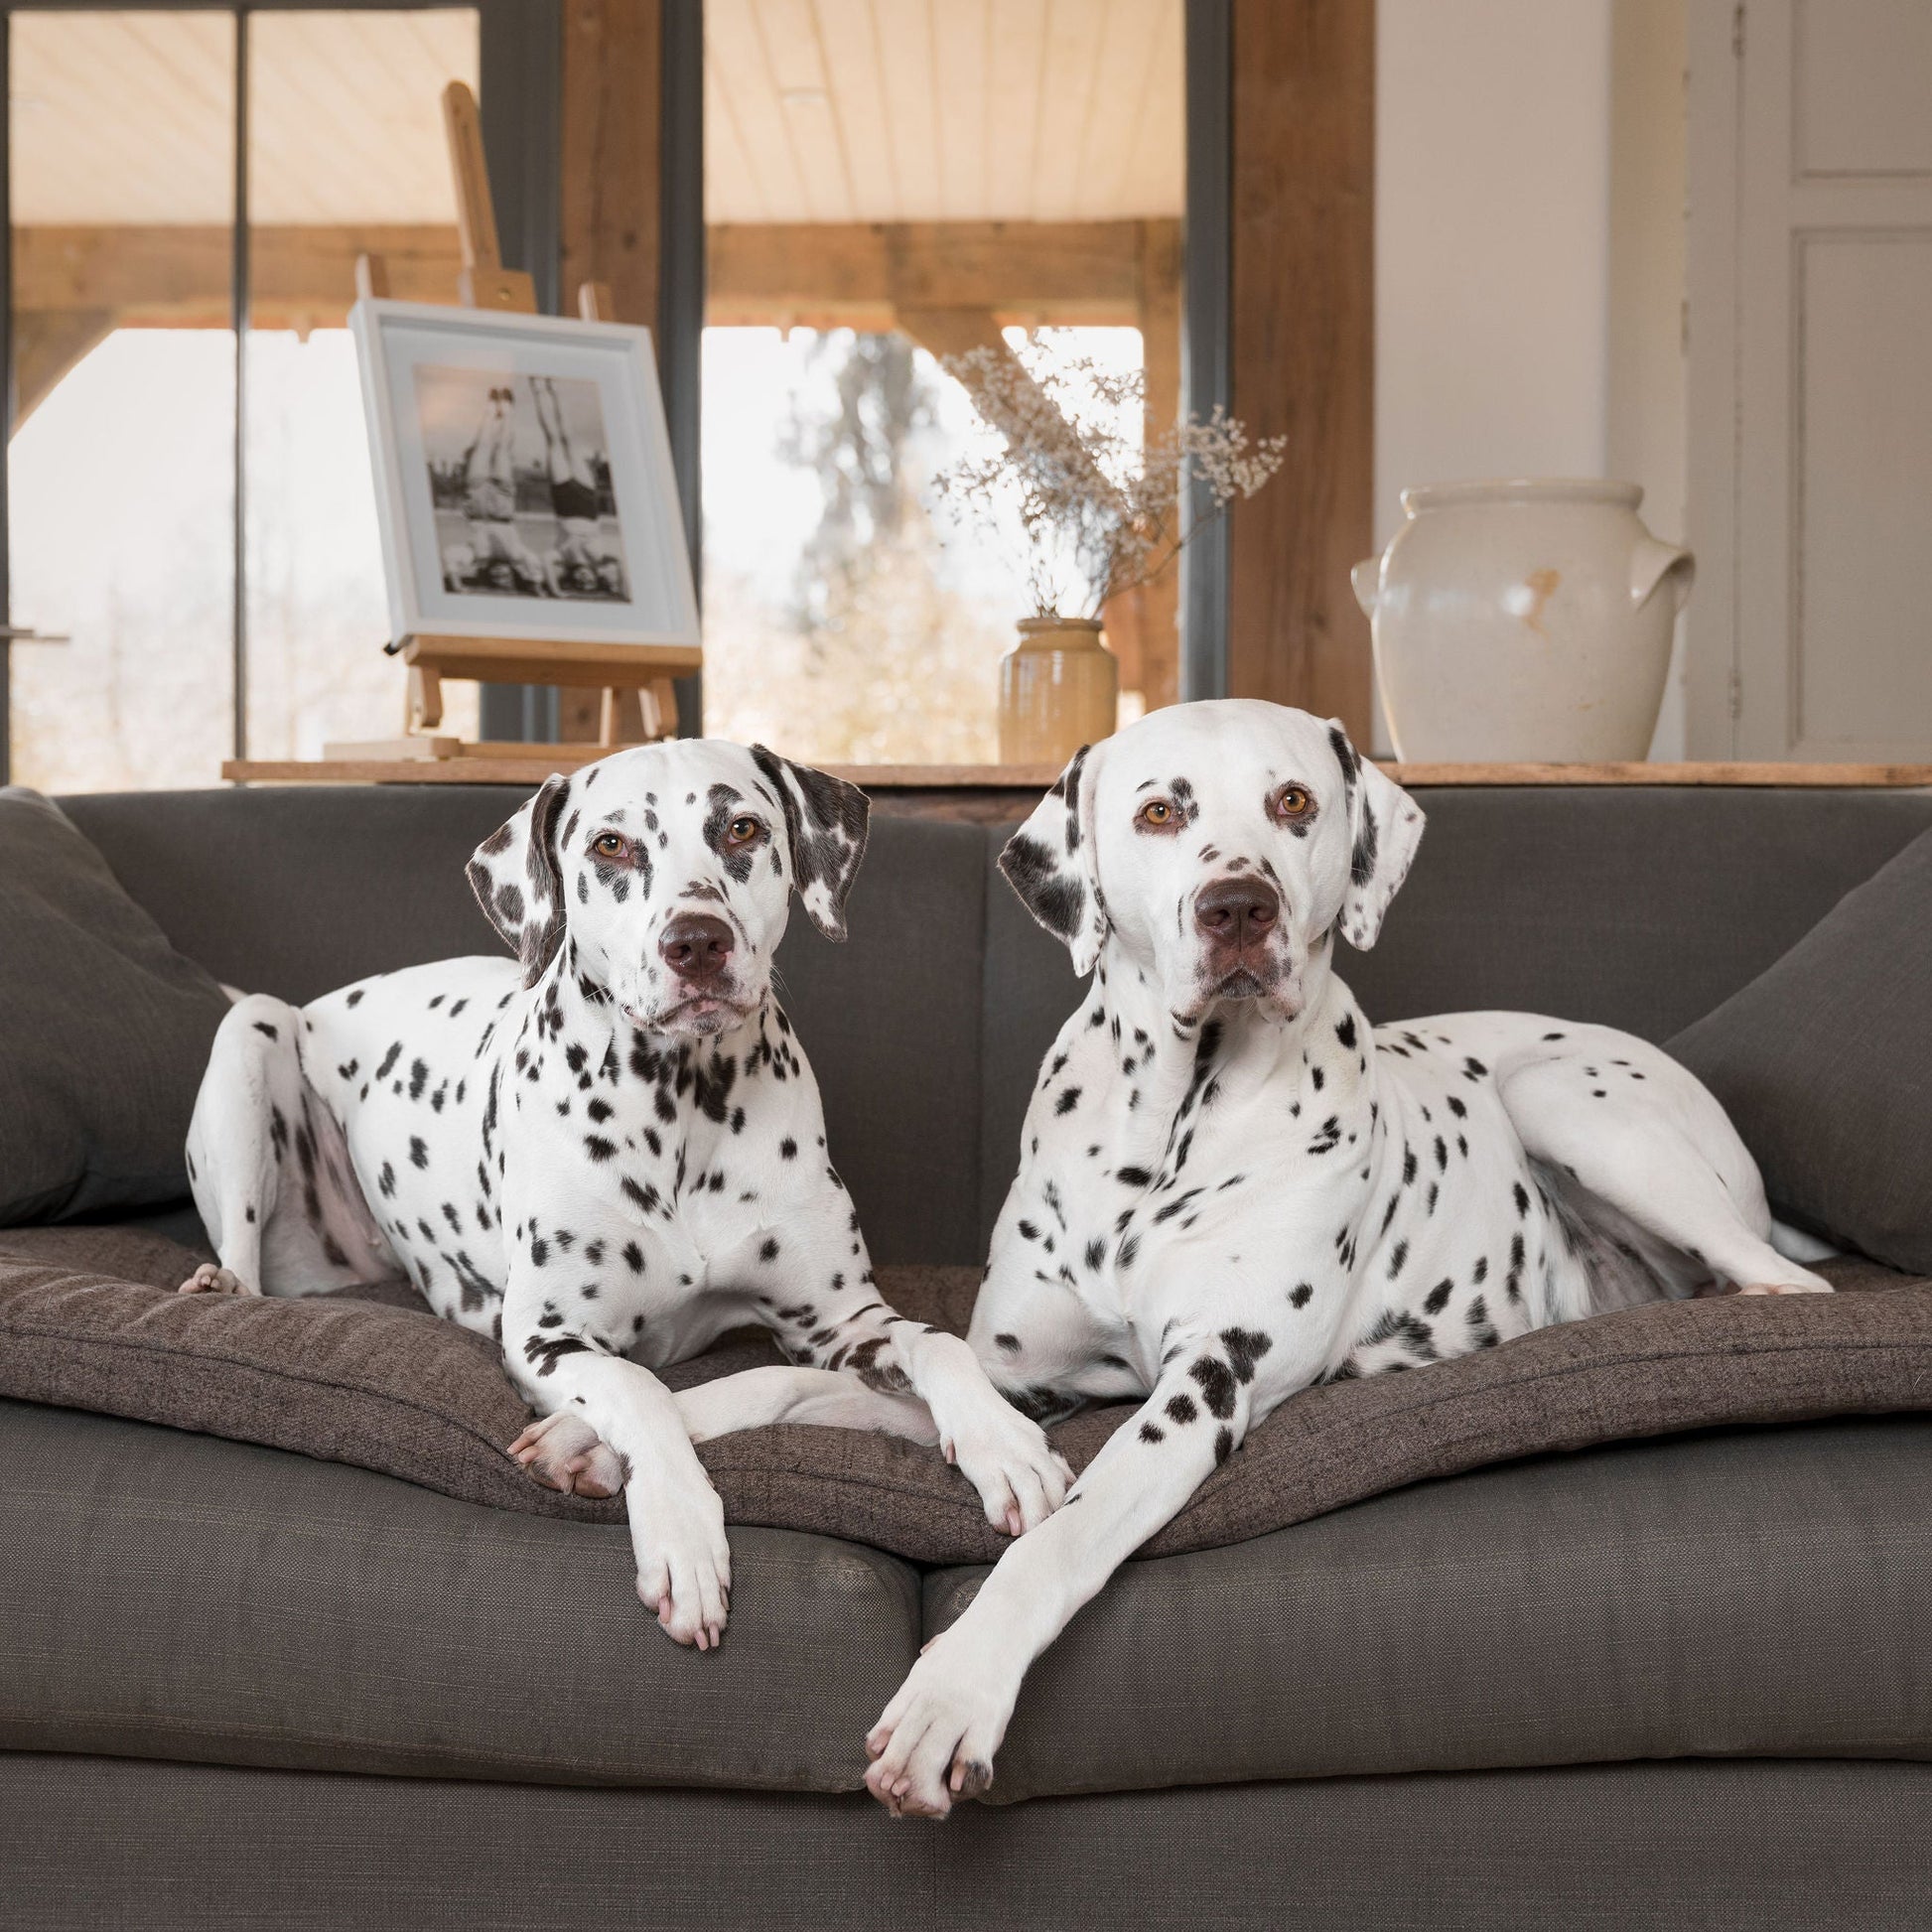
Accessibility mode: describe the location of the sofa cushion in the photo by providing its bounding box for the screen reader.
[0,789,230,1225]
[0,1397,918,1792]
[1669,824,1932,1273]
[59,790,994,1266]
[3,1228,1929,1569]
[927,1413,1932,1803]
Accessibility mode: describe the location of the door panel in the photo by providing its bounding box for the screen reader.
[1690,0,1932,759]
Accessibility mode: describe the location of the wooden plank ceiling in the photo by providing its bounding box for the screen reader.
[705,0,1183,223]
[8,7,477,225]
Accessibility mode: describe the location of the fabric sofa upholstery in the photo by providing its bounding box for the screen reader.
[59,783,1932,1262]
[12,776,1930,1915]
[0,1399,916,1792]
[927,1414,1932,1804]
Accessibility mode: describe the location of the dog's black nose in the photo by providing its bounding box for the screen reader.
[658,913,735,981]
[1194,877,1281,949]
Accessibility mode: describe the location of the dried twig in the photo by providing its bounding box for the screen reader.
[933,334,1288,620]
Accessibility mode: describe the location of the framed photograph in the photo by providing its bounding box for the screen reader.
[348,300,700,650]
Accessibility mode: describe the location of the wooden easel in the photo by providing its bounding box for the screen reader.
[327,81,697,763]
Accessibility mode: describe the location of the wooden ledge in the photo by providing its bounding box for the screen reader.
[221,758,1932,790]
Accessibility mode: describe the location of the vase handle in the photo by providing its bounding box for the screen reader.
[1630,537,1696,615]
[1351,556,1381,620]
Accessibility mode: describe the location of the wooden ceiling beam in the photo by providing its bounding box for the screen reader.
[706,218,1168,327]
[13,216,1177,336]
[11,222,465,328]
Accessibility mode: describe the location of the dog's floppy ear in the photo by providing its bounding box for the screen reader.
[1000,743,1108,976]
[468,771,572,985]
[749,746,871,941]
[1325,721,1424,951]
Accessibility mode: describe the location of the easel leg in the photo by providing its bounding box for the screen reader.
[648,678,679,740]
[407,664,444,733]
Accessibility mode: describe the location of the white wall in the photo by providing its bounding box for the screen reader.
[1373,0,1689,759]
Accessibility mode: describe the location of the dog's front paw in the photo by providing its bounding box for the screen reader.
[507,1411,624,1498]
[864,1629,1014,1819]
[631,1484,733,1651]
[178,1263,256,1297]
[943,1400,1072,1539]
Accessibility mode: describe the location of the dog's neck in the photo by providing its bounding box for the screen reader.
[1086,934,1373,1164]
[533,950,781,1109]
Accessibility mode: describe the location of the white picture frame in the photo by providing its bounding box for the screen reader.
[348,299,700,651]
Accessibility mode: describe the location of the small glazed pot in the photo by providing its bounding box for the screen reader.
[997,616,1119,765]
[1352,479,1695,762]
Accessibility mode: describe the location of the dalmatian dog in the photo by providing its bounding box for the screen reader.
[860,697,1833,1817]
[178,740,1070,1648]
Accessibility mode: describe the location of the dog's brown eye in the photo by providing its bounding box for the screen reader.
[727,815,760,847]
[1137,799,1174,829]
[592,832,627,860]
[1272,784,1314,822]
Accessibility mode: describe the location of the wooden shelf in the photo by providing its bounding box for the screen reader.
[221,757,1932,790]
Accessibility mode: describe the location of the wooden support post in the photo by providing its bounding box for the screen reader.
[1136,217,1183,710]
[1227,0,1374,742]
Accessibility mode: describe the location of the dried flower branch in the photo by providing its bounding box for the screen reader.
[932,334,1288,620]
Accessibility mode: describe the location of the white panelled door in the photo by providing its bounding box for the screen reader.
[1687,0,1932,759]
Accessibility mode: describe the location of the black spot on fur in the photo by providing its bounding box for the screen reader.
[1188,1355,1238,1419]
[1220,1326,1273,1383]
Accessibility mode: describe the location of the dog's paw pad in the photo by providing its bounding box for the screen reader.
[178,1264,249,1296]
[507,1411,624,1496]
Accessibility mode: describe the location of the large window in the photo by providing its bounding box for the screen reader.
[699,0,1184,763]
[3,2,519,791]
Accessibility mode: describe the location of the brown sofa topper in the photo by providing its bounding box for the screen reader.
[1,1225,1925,1568]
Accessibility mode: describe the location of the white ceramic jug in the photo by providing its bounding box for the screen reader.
[1352,479,1694,762]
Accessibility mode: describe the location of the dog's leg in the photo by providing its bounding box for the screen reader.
[512,1368,937,1494]
[181,995,386,1298]
[673,1365,940,1445]
[863,1323,1266,1819]
[502,1295,733,1648]
[728,1233,1073,1537]
[1499,1058,1832,1297]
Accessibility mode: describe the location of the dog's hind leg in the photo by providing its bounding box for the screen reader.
[1498,1053,1832,1300]
[181,995,391,1298]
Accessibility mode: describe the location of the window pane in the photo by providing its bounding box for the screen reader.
[8,9,237,792]
[701,0,1184,761]
[243,8,481,760]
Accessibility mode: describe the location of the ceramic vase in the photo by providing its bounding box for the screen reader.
[997,617,1119,765]
[1352,479,1695,762]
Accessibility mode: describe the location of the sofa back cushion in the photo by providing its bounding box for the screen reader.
[0,789,232,1224]
[59,787,989,1266]
[63,781,1932,1265]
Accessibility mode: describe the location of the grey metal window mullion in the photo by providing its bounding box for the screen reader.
[661,0,704,736]
[1181,0,1232,703]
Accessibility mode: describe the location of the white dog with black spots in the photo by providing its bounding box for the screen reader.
[857,698,1832,1817]
[179,740,1070,1648]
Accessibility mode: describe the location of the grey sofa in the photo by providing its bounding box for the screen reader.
[6,780,1932,1931]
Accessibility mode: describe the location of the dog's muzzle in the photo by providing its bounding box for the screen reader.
[1193,875,1283,1001]
[625,911,754,1035]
